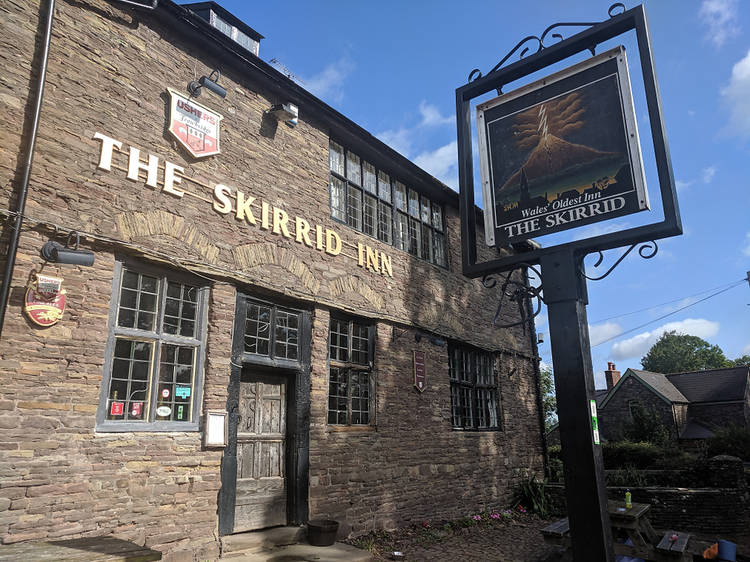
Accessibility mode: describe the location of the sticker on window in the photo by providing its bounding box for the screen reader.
[161,388,170,399]
[110,401,124,416]
[130,402,143,418]
[156,406,172,417]
[175,386,191,399]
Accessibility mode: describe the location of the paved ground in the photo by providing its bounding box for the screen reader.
[345,516,563,562]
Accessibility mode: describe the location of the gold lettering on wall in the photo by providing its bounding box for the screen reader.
[93,132,395,278]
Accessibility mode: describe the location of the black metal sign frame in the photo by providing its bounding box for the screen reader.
[456,4,681,278]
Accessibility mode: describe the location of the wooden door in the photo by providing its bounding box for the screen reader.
[234,373,286,532]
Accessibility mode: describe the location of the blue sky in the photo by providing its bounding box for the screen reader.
[218,0,750,387]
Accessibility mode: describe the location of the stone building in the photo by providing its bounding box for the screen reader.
[596,363,750,441]
[0,0,545,559]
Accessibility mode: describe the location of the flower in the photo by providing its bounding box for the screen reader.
[421,520,430,528]
[490,512,500,520]
[472,514,482,521]
[517,505,527,513]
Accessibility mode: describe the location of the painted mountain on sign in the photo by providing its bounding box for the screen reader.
[499,133,625,198]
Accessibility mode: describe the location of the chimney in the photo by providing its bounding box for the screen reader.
[605,362,620,390]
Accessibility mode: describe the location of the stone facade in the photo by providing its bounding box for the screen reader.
[0,1,544,560]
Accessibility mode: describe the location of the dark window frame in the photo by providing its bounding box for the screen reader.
[328,140,448,268]
[96,260,208,432]
[448,343,501,431]
[327,316,376,426]
[243,298,304,363]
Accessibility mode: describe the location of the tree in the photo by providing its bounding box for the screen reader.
[540,366,557,431]
[641,331,728,373]
[623,402,671,445]
[729,355,750,367]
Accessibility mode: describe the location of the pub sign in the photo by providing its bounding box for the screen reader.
[167,88,223,158]
[414,351,426,392]
[476,46,649,246]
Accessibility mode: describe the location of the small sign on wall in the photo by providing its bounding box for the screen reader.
[414,351,426,393]
[205,410,227,447]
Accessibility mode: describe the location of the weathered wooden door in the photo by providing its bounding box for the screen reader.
[234,373,287,532]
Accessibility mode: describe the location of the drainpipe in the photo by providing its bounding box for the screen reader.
[0,0,55,339]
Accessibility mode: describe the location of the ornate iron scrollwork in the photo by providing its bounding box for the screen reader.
[468,3,626,86]
[581,240,658,281]
[482,263,545,330]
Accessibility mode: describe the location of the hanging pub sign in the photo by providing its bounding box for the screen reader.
[413,351,426,392]
[24,274,66,327]
[167,88,223,158]
[476,46,648,246]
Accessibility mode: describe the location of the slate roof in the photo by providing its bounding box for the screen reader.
[594,389,609,407]
[629,369,689,403]
[679,419,716,439]
[666,366,749,403]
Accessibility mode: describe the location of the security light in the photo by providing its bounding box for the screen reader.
[40,233,94,267]
[187,69,226,99]
[267,102,298,127]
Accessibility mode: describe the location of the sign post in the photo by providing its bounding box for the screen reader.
[454,5,682,561]
[540,249,613,560]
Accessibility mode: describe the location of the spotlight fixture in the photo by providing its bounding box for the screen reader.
[267,102,298,127]
[187,69,226,99]
[40,232,95,267]
[414,332,447,347]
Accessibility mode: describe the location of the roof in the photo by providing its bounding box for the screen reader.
[629,369,689,403]
[594,389,609,407]
[679,419,715,439]
[666,366,749,403]
[600,368,688,409]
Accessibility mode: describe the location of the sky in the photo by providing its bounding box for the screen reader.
[217,0,750,388]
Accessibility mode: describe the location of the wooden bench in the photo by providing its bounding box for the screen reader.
[656,530,691,557]
[0,537,161,561]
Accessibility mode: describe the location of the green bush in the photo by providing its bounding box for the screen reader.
[606,465,647,487]
[602,441,662,469]
[705,425,750,461]
[514,476,550,519]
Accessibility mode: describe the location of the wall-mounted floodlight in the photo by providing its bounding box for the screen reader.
[267,102,298,127]
[414,332,447,347]
[187,69,226,99]
[40,232,95,267]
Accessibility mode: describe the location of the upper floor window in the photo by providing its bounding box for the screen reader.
[97,262,207,431]
[449,344,499,430]
[329,141,447,267]
[327,317,375,426]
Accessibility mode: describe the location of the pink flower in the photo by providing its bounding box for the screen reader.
[490,512,500,520]
[517,505,527,513]
[472,514,482,521]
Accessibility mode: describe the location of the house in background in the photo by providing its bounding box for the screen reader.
[547,363,749,446]
[598,363,750,441]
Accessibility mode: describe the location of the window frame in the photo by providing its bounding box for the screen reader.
[328,140,448,268]
[327,316,376,427]
[241,297,305,365]
[448,343,501,431]
[96,260,208,432]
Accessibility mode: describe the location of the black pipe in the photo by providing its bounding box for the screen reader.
[0,0,55,339]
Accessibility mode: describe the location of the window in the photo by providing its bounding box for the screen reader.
[328,141,447,267]
[449,345,499,430]
[243,299,302,361]
[98,263,207,430]
[327,317,374,425]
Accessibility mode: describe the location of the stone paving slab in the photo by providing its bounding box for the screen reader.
[221,541,375,562]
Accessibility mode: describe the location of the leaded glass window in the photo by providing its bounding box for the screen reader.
[449,345,499,430]
[327,317,374,426]
[243,299,302,362]
[99,264,207,429]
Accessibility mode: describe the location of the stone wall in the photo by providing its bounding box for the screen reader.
[548,483,750,536]
[0,0,544,559]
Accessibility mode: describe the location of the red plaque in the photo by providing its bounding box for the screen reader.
[110,401,124,416]
[24,287,66,327]
[130,402,143,418]
[414,351,426,392]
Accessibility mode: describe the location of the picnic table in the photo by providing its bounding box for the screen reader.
[542,500,693,562]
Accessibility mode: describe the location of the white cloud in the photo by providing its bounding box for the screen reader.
[413,141,458,188]
[743,232,750,256]
[702,166,717,183]
[589,322,623,347]
[721,49,750,138]
[302,57,354,105]
[376,128,413,157]
[610,318,720,364]
[699,0,740,48]
[676,179,694,192]
[688,109,696,117]
[418,101,454,127]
